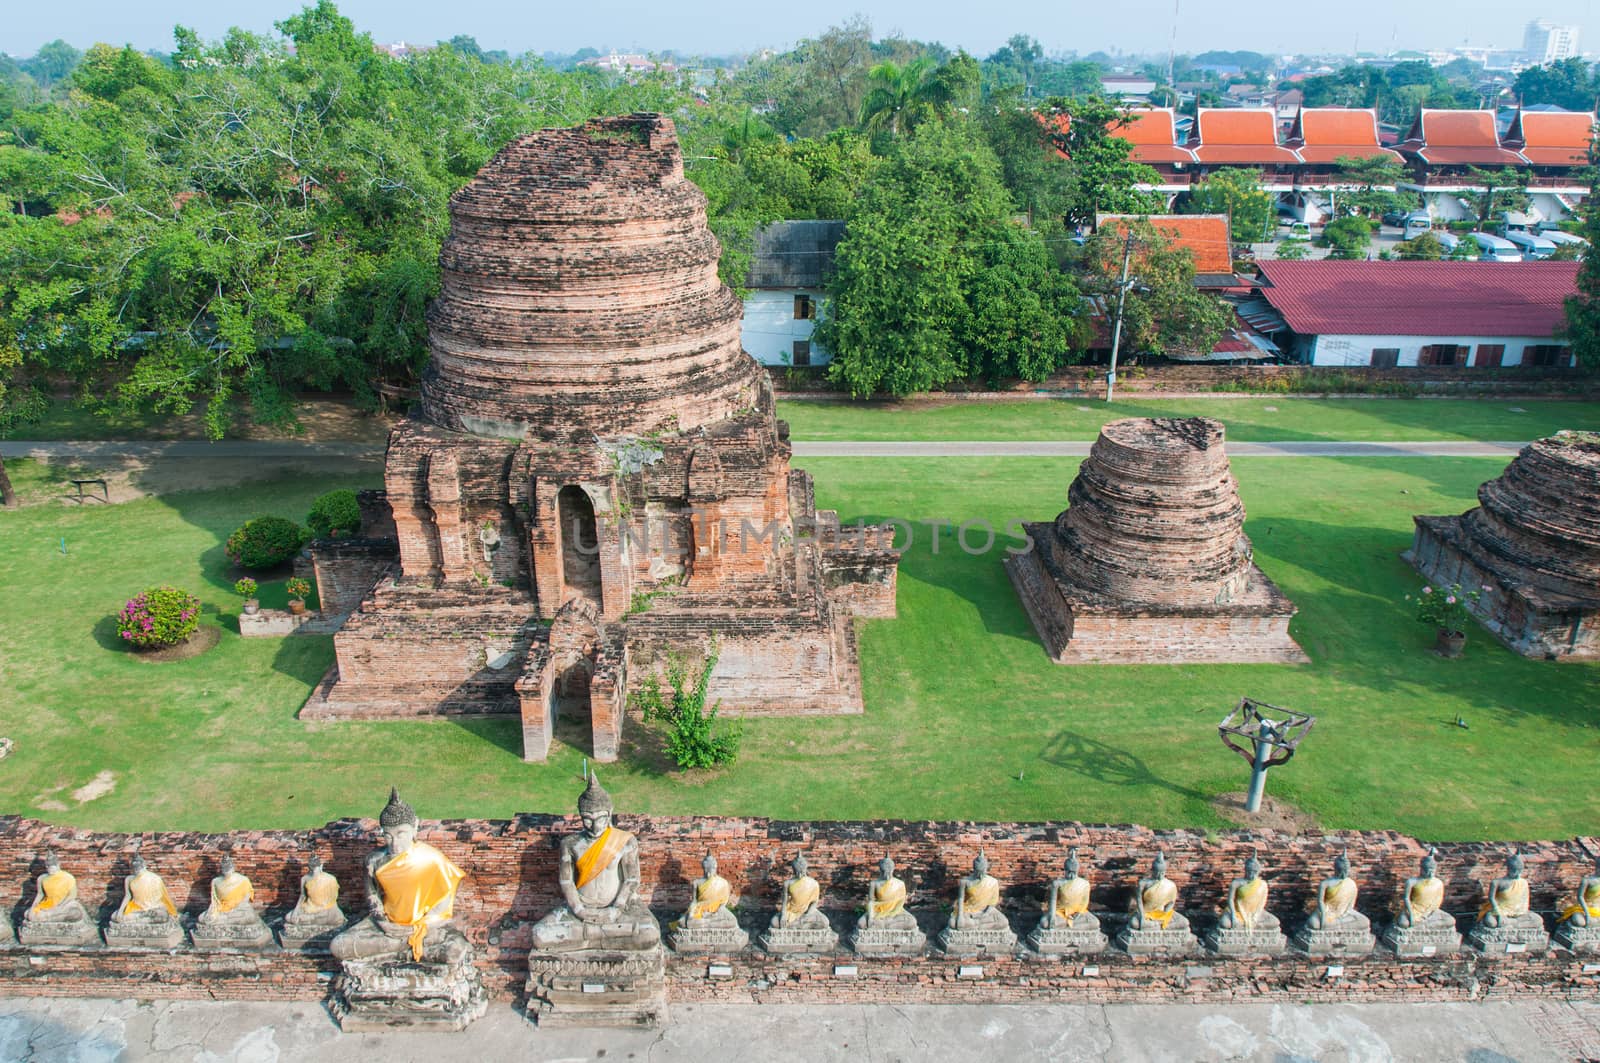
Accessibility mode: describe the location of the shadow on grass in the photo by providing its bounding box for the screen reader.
[1041,730,1209,803]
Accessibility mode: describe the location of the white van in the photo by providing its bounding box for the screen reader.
[1402,211,1432,240]
[1543,230,1589,252]
[1503,230,1558,259]
[1469,232,1523,262]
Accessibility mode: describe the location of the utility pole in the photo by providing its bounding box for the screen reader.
[1106,231,1136,402]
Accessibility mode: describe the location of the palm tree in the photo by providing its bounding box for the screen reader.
[858,57,954,137]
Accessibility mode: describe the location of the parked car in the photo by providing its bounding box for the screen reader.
[1281,221,1312,242]
[1469,232,1523,262]
[1502,229,1558,259]
[1432,232,1477,259]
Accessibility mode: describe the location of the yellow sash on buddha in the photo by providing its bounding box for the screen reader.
[375,842,467,960]
[872,877,906,919]
[34,870,74,913]
[1321,878,1356,920]
[1142,880,1177,929]
[963,876,1000,914]
[1479,878,1529,920]
[784,877,819,923]
[304,872,340,912]
[124,872,177,917]
[214,875,253,913]
[575,826,632,890]
[1560,883,1600,923]
[689,876,731,920]
[1404,877,1444,920]
[1234,878,1267,929]
[1054,878,1090,922]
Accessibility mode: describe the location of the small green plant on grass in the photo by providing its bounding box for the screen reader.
[117,586,201,650]
[632,641,741,770]
[1409,582,1482,637]
[225,517,307,570]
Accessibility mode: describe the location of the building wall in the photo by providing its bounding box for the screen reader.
[1306,334,1569,368]
[740,288,832,366]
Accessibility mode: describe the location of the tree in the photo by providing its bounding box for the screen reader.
[859,56,954,137]
[1464,166,1531,226]
[1322,216,1374,258]
[1040,96,1163,227]
[18,40,81,90]
[633,643,741,770]
[979,86,1073,228]
[1514,58,1597,111]
[817,121,1015,395]
[1394,232,1444,259]
[1564,173,1600,368]
[1079,221,1231,358]
[1183,168,1274,242]
[960,223,1088,383]
[1334,154,1414,220]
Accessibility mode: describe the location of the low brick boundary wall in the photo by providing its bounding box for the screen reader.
[3,815,1598,1006]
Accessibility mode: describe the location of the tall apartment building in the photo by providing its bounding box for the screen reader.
[1523,19,1580,63]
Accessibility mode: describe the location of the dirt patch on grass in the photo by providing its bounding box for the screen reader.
[20,455,382,505]
[131,624,222,663]
[1210,792,1320,835]
[71,770,117,804]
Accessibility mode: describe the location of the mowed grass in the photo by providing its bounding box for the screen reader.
[777,396,1600,443]
[1,455,1597,839]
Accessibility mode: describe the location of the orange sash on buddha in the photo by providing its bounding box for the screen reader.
[1478,878,1529,921]
[214,876,253,913]
[1234,878,1267,929]
[1055,878,1090,921]
[35,870,73,913]
[1560,883,1600,923]
[124,872,178,917]
[784,877,819,922]
[689,876,731,920]
[1142,879,1177,929]
[872,877,907,919]
[375,842,467,960]
[963,876,1000,913]
[575,826,633,889]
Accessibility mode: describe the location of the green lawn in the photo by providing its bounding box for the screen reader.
[777,397,1600,443]
[2,454,1596,839]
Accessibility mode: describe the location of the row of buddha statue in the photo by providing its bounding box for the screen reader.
[5,779,1598,1031]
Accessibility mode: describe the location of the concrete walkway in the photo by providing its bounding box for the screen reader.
[2,996,1597,1061]
[0,439,1529,461]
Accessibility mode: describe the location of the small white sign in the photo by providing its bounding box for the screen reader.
[1420,945,1438,956]
[1080,965,1100,977]
[707,964,733,979]
[832,964,858,978]
[1505,942,1527,954]
[581,982,606,994]
[957,965,984,979]
[1325,965,1345,978]
[1581,964,1600,974]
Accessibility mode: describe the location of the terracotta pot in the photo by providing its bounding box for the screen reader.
[242,599,260,615]
[288,599,307,616]
[1434,628,1465,657]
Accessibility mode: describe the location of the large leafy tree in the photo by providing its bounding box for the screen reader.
[1182,168,1273,242]
[859,55,967,138]
[1512,58,1596,111]
[960,224,1087,384]
[1080,221,1231,358]
[1334,154,1415,220]
[1039,96,1162,227]
[1563,170,1600,368]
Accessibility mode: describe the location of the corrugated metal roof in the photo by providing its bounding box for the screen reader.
[745,220,846,290]
[1255,260,1579,337]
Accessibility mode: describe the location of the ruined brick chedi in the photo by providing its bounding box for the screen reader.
[1406,431,1600,659]
[1006,417,1306,664]
[304,115,898,757]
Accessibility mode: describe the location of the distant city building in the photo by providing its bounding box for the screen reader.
[578,53,677,74]
[1523,19,1580,63]
[376,41,431,59]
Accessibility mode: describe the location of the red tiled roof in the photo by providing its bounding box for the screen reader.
[1113,108,1197,164]
[1192,108,1301,165]
[1287,108,1402,164]
[1509,111,1595,166]
[1097,213,1233,273]
[1256,260,1578,337]
[1399,110,1524,166]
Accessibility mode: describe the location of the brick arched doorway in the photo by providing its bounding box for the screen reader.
[557,484,602,607]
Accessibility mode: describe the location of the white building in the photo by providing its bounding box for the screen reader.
[1524,19,1580,64]
[739,221,844,367]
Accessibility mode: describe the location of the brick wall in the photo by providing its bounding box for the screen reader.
[2,815,1597,1005]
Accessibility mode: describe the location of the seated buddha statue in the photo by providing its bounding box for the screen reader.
[1560,857,1600,928]
[1129,851,1183,931]
[948,851,1008,931]
[771,853,827,930]
[197,856,260,929]
[857,856,916,931]
[681,853,739,929]
[1396,848,1447,928]
[1477,850,1531,929]
[112,856,178,927]
[1042,848,1092,930]
[1307,852,1360,930]
[26,851,90,927]
[284,855,344,930]
[529,773,661,953]
[1219,855,1272,931]
[330,789,471,965]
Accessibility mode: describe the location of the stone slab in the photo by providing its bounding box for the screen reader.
[331,957,487,1032]
[936,924,1018,958]
[1468,914,1551,957]
[277,916,346,952]
[17,919,100,949]
[1381,915,1463,958]
[191,920,275,952]
[849,924,927,958]
[1115,921,1198,958]
[667,922,749,955]
[1204,921,1288,958]
[1555,921,1600,955]
[1026,918,1109,957]
[526,947,668,1029]
[1290,921,1376,958]
[758,924,838,956]
[103,921,185,950]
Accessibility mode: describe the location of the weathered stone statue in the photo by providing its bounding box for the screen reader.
[1115,851,1196,956]
[328,789,485,1032]
[1205,854,1286,956]
[937,851,1017,957]
[759,853,837,955]
[1381,847,1461,957]
[1027,847,1107,956]
[104,856,184,949]
[1555,857,1600,954]
[19,852,98,947]
[667,852,748,954]
[278,854,347,950]
[526,773,666,1028]
[1290,852,1374,957]
[850,855,926,957]
[191,854,273,950]
[1468,850,1549,955]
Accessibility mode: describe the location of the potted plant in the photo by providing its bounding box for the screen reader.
[285,577,312,616]
[1409,583,1482,657]
[234,577,259,615]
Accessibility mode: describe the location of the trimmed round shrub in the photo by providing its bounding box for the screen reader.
[307,489,361,539]
[226,516,307,570]
[117,586,201,649]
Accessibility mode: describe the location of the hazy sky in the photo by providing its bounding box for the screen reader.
[7,0,1597,60]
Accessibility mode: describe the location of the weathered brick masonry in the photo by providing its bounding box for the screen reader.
[4,816,1597,1005]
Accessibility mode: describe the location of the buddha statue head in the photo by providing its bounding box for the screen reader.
[218,855,237,877]
[43,850,62,874]
[379,788,419,853]
[1150,850,1167,881]
[307,854,325,876]
[130,855,148,877]
[1506,850,1524,878]
[1333,851,1351,880]
[1244,854,1262,881]
[878,856,895,880]
[972,850,990,879]
[1421,847,1438,879]
[1064,847,1080,879]
[578,772,613,838]
[791,853,809,879]
[701,852,718,880]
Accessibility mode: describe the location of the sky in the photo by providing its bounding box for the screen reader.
[5,0,1597,61]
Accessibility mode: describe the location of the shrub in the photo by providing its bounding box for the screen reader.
[285,577,312,602]
[117,586,201,649]
[225,517,306,570]
[632,642,741,770]
[307,489,361,539]
[1408,582,1483,636]
[233,577,257,598]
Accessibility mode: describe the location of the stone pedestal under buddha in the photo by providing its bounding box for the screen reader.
[759,853,837,955]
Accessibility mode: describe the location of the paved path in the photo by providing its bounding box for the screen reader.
[2,996,1597,1061]
[1,439,1529,461]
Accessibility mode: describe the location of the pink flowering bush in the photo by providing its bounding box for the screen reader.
[1408,582,1482,635]
[116,586,201,649]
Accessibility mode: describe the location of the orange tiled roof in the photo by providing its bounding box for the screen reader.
[1287,108,1402,164]
[1191,108,1301,164]
[1509,110,1595,166]
[1097,213,1234,274]
[1399,109,1524,166]
[1114,108,1198,164]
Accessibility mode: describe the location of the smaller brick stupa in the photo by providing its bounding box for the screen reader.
[1006,417,1306,663]
[1406,431,1600,660]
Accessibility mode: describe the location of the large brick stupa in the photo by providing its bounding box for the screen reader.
[303,115,898,759]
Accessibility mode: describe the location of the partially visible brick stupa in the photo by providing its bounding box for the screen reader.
[1006,417,1305,663]
[304,115,898,759]
[1406,431,1600,659]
